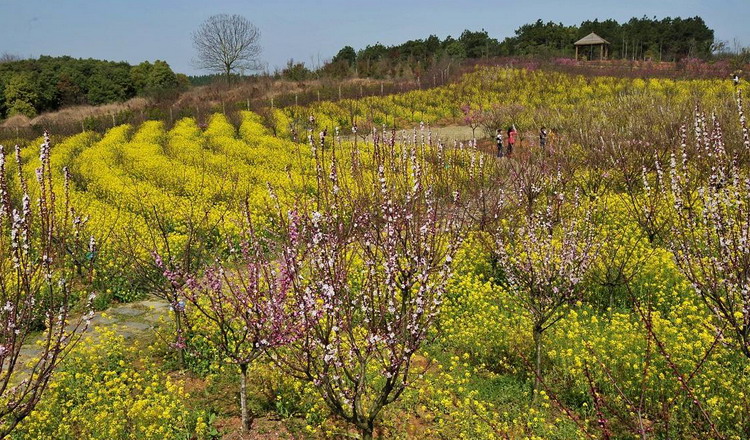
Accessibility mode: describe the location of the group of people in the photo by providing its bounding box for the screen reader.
[495,125,549,157]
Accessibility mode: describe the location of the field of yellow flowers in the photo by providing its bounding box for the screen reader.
[2,66,750,439]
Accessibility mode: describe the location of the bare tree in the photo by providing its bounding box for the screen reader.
[192,14,262,84]
[0,53,21,64]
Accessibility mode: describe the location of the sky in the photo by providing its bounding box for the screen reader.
[1,0,748,76]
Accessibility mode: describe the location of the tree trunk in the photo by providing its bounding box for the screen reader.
[532,325,543,397]
[360,421,375,440]
[173,308,185,367]
[239,362,253,432]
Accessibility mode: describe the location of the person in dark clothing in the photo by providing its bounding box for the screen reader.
[539,126,548,150]
[496,129,504,157]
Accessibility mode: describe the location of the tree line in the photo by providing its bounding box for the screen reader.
[0,55,188,119]
[317,16,716,79]
[0,15,720,120]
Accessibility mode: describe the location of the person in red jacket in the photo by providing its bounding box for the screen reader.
[507,125,517,156]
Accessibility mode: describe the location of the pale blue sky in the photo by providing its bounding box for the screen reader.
[1,0,747,75]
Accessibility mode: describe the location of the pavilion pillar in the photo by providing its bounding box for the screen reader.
[575,46,579,61]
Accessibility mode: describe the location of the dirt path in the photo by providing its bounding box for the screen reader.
[340,124,480,144]
[427,125,478,142]
[17,298,171,368]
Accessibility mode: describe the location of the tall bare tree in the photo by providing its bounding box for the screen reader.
[0,53,21,64]
[192,14,262,84]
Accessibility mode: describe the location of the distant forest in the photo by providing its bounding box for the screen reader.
[311,16,718,79]
[0,16,725,120]
[0,56,188,119]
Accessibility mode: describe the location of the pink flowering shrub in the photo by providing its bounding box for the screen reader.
[665,91,750,358]
[174,128,464,439]
[494,189,598,393]
[0,134,95,436]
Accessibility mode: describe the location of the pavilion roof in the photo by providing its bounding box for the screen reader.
[574,32,610,46]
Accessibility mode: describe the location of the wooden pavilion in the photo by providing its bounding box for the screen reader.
[574,32,610,61]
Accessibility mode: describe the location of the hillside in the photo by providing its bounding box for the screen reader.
[3,65,749,438]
